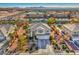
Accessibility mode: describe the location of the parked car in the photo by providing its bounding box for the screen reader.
[0,48,4,55]
[0,32,6,42]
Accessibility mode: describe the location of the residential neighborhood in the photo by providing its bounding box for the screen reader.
[0,3,79,55]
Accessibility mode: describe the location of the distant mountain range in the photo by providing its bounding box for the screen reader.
[0,6,79,11]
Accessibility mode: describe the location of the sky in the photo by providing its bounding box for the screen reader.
[0,3,79,8]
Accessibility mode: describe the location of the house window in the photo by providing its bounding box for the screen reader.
[74,32,78,36]
[46,30,50,33]
[38,30,43,33]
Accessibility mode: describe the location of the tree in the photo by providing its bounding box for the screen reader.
[47,17,56,24]
[23,26,28,31]
[62,44,67,50]
[18,34,28,52]
[29,18,32,22]
[66,49,69,53]
[9,33,12,37]
[18,25,29,52]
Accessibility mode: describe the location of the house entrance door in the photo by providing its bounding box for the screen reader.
[37,39,50,49]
